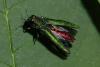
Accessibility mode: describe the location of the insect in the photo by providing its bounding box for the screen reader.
[23,15,79,55]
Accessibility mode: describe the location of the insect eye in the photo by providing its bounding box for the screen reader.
[27,27,31,30]
[32,19,34,22]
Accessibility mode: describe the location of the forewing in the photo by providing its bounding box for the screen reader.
[44,17,80,29]
[42,28,70,54]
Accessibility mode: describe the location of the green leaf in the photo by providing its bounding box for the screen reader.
[0,0,100,67]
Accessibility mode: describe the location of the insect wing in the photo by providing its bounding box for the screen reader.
[42,28,70,54]
[45,17,80,29]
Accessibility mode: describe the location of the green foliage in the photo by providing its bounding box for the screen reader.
[0,0,100,67]
[0,0,25,67]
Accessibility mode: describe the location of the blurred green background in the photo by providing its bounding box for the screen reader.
[0,0,100,67]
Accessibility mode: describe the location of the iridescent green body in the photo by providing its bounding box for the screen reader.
[23,15,79,54]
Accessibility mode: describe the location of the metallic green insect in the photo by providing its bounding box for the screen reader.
[23,15,79,55]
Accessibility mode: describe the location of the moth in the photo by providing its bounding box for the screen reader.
[23,15,79,55]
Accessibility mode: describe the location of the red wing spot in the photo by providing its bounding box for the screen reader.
[51,28,75,42]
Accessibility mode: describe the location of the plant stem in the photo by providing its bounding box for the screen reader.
[5,10,16,67]
[3,0,16,67]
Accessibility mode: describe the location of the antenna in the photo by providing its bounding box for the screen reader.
[25,8,29,18]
